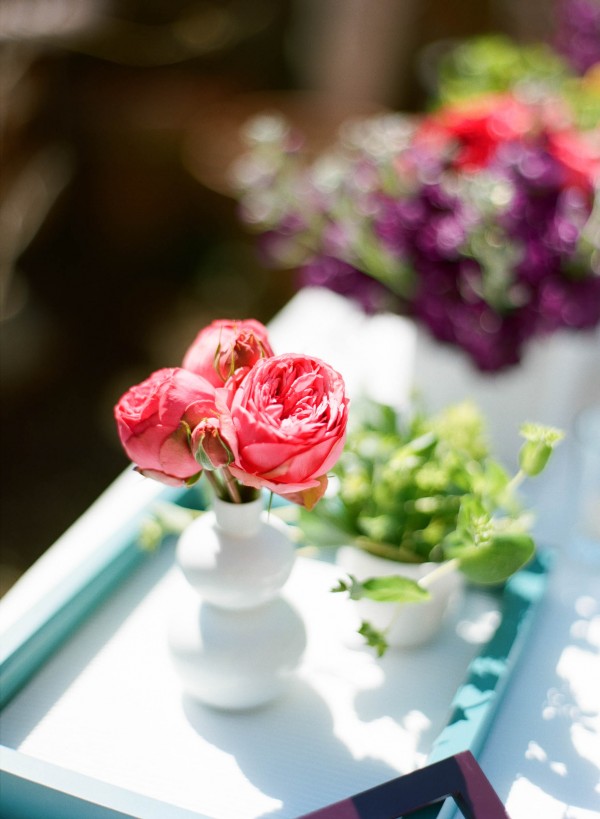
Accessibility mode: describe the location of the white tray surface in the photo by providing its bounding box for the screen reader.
[1,548,500,819]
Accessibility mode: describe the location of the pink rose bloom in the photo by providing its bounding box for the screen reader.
[182,319,274,386]
[227,353,349,508]
[114,367,228,486]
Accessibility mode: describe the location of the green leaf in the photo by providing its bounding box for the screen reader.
[457,532,535,584]
[332,574,430,603]
[358,621,389,657]
[446,496,494,556]
[359,514,398,544]
[456,495,488,533]
[482,460,511,495]
[405,431,438,457]
[331,575,362,598]
[361,575,431,603]
[298,507,353,547]
[352,399,398,435]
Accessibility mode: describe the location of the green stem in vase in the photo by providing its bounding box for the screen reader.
[204,469,226,500]
[221,467,242,504]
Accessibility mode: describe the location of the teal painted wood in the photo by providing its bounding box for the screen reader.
[0,484,189,708]
[0,747,207,819]
[1,766,132,819]
[410,550,553,819]
[427,551,552,765]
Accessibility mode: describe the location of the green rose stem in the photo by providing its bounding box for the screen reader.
[198,464,243,504]
[221,466,242,504]
[202,468,224,496]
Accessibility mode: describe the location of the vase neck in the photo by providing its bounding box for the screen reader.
[212,495,264,536]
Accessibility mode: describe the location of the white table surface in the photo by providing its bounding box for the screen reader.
[1,289,599,818]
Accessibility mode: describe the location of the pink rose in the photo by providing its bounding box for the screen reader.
[227,353,349,508]
[182,319,274,386]
[114,367,226,486]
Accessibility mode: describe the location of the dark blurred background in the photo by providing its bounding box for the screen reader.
[0,0,554,594]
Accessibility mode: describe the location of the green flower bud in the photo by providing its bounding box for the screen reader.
[191,420,234,471]
[519,423,564,476]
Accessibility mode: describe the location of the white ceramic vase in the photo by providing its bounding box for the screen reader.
[337,545,464,648]
[168,495,306,710]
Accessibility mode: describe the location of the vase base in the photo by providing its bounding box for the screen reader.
[168,590,307,710]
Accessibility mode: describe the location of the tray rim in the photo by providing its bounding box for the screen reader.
[0,478,552,819]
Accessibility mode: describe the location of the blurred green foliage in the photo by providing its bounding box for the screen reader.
[433,34,600,129]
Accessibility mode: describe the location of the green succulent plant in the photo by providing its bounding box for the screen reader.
[299,399,563,654]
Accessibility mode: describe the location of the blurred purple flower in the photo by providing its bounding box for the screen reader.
[554,0,600,74]
[299,257,399,315]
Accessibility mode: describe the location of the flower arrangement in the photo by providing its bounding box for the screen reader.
[114,319,349,510]
[298,399,563,654]
[232,85,600,371]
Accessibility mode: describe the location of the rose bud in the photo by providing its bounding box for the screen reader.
[182,319,274,386]
[191,418,236,471]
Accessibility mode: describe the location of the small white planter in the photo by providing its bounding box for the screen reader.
[337,545,464,648]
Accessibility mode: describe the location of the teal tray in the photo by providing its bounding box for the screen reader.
[0,484,551,819]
